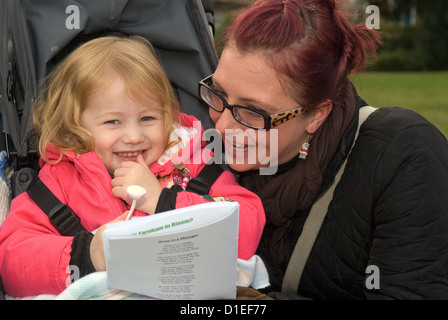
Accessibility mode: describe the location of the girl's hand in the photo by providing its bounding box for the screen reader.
[111,154,162,214]
[89,212,128,271]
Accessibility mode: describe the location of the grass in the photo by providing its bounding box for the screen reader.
[350,72,448,137]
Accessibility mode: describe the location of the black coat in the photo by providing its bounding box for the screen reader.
[259,105,448,299]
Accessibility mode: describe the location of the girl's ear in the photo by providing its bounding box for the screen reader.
[306,100,333,134]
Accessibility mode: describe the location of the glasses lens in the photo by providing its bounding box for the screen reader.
[200,86,224,112]
[234,108,265,129]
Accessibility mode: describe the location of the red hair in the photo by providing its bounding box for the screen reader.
[224,0,381,108]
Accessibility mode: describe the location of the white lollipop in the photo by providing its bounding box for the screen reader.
[125,185,147,220]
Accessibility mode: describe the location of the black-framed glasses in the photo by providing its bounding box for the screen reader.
[198,74,306,130]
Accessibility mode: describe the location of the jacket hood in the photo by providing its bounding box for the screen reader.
[149,113,212,178]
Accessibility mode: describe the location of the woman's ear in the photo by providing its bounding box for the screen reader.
[306,100,333,134]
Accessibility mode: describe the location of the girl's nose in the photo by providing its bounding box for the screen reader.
[123,125,144,144]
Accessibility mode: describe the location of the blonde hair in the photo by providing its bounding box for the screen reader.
[33,35,180,162]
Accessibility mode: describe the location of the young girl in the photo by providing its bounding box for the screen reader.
[0,36,265,297]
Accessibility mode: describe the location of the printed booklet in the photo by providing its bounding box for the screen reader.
[103,201,239,300]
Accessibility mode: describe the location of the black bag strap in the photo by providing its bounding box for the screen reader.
[0,274,5,300]
[281,106,378,294]
[26,176,87,236]
[25,163,224,236]
[186,162,224,195]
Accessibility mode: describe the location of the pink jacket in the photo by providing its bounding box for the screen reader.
[0,114,265,297]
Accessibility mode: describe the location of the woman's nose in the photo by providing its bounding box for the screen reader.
[214,108,242,135]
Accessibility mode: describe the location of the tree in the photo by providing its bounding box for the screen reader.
[361,0,448,70]
[414,0,448,70]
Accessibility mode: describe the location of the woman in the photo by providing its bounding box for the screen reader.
[199,0,448,299]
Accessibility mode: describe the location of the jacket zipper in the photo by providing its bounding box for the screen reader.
[76,157,128,215]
